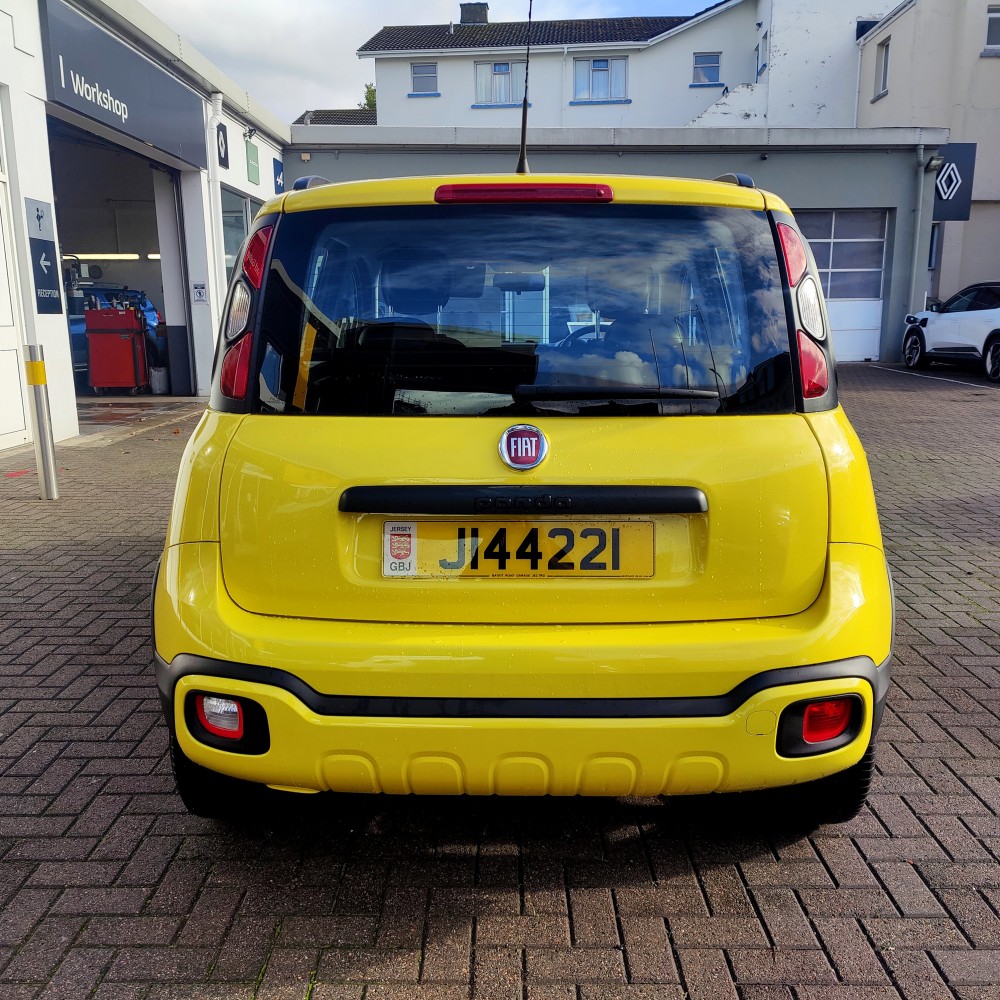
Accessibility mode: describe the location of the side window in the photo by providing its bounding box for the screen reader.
[692,53,722,85]
[942,290,977,313]
[410,63,438,96]
[874,38,890,97]
[756,32,768,76]
[972,287,1000,311]
[572,57,627,101]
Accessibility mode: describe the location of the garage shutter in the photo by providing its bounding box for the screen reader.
[797,209,887,362]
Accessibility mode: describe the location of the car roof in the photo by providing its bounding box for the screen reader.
[260,173,792,217]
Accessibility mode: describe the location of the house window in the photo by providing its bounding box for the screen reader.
[796,210,887,300]
[874,39,890,97]
[475,61,526,105]
[410,63,438,96]
[573,57,627,101]
[988,6,1000,46]
[692,52,722,85]
[756,32,768,76]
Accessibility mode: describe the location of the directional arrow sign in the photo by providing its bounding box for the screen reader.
[29,237,62,314]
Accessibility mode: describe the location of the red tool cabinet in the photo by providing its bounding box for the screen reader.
[85,307,150,392]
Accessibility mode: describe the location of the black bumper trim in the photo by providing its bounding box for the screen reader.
[156,652,890,724]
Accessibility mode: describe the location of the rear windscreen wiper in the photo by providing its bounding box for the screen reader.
[513,384,721,400]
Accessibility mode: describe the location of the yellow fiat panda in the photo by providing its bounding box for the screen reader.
[152,173,893,823]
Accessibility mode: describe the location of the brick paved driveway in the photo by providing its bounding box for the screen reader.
[1,364,998,999]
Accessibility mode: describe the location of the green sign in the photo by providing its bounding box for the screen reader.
[245,140,260,185]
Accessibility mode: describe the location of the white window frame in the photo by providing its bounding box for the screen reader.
[756,32,768,77]
[410,63,438,95]
[874,38,890,98]
[987,6,1000,47]
[474,60,526,105]
[692,52,722,85]
[572,57,628,102]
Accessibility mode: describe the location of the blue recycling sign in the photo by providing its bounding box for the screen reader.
[25,198,63,315]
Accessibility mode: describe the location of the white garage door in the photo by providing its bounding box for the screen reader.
[797,209,887,362]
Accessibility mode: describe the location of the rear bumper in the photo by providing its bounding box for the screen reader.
[157,650,889,796]
[153,540,893,796]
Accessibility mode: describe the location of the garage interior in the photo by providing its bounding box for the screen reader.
[48,117,175,396]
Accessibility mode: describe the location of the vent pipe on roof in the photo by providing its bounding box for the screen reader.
[460,3,489,24]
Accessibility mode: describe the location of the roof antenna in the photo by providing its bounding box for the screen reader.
[515,0,533,174]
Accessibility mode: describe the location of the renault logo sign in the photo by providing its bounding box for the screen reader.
[935,162,962,201]
[933,143,976,221]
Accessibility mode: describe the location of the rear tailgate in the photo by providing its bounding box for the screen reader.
[218,414,828,625]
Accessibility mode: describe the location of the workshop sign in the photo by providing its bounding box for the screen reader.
[43,0,208,169]
[24,199,62,316]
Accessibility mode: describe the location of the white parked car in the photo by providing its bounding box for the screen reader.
[903,283,1000,381]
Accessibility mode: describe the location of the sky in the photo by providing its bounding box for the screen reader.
[138,0,712,124]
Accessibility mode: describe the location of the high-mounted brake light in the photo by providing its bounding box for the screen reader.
[797,330,829,399]
[777,223,807,286]
[242,226,273,290]
[435,183,614,204]
[802,698,853,744]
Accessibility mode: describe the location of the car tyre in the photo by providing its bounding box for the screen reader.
[791,742,876,826]
[170,736,257,820]
[902,328,928,370]
[984,335,1000,383]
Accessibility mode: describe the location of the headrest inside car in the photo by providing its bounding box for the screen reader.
[380,250,451,315]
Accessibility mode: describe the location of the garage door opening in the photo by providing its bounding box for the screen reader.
[47,118,191,397]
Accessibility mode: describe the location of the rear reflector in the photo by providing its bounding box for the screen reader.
[797,329,829,399]
[435,183,614,204]
[220,335,254,399]
[777,223,807,287]
[242,226,273,290]
[196,695,244,740]
[803,698,853,744]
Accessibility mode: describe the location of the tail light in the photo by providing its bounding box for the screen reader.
[219,225,273,400]
[196,694,244,740]
[778,222,829,399]
[242,226,273,290]
[777,694,862,757]
[803,698,854,744]
[777,223,807,286]
[797,330,829,398]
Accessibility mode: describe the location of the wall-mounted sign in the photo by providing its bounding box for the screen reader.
[24,199,62,315]
[192,283,207,303]
[246,141,260,185]
[273,158,284,194]
[43,0,208,169]
[933,143,977,222]
[217,123,230,169]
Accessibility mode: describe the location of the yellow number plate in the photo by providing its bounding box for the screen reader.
[382,521,654,578]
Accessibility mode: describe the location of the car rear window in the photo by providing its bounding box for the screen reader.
[253,204,794,416]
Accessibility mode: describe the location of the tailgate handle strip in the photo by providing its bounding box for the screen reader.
[338,486,708,515]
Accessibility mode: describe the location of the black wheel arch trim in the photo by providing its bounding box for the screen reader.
[155,651,890,724]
